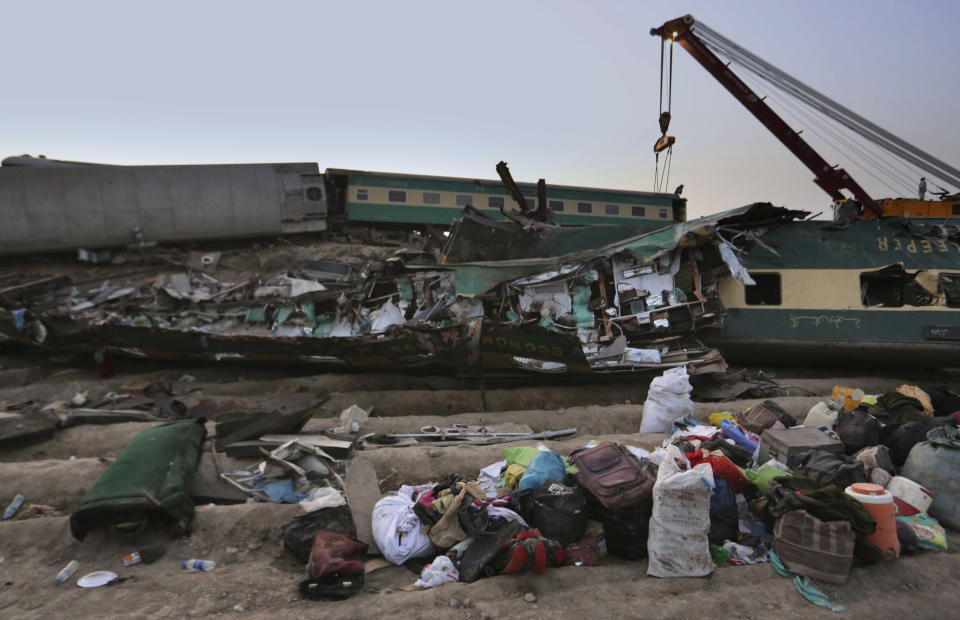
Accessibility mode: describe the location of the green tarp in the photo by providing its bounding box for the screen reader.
[70,419,206,539]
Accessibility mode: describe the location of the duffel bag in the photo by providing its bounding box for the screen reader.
[300,531,367,600]
[772,509,855,584]
[835,410,881,454]
[528,479,587,545]
[283,505,356,563]
[792,449,866,489]
[740,400,795,435]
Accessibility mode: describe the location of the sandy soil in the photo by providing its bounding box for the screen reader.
[2,362,960,619]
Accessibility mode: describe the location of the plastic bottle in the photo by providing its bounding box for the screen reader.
[55,560,79,585]
[3,494,25,520]
[182,559,216,572]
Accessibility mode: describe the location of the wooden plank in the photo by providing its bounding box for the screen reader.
[259,434,353,453]
[344,458,382,555]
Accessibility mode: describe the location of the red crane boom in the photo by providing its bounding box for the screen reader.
[651,15,883,216]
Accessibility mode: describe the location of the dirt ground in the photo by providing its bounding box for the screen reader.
[2,356,960,619]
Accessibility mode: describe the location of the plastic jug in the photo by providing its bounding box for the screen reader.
[832,386,865,412]
[844,483,899,559]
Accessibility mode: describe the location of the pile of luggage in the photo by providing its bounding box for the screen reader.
[333,383,956,595]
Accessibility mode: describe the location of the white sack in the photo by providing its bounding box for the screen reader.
[803,401,839,428]
[372,485,435,565]
[647,445,715,578]
[639,366,694,432]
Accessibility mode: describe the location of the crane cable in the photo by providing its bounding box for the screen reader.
[693,20,960,191]
[735,68,912,197]
[720,42,924,197]
[655,38,675,192]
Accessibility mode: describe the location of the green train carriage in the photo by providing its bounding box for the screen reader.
[709,218,960,366]
[323,168,685,228]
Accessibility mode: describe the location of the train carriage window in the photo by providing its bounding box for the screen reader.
[577,202,593,214]
[355,188,369,201]
[604,203,620,216]
[487,196,505,209]
[387,190,407,203]
[659,208,669,219]
[456,194,473,207]
[549,199,564,212]
[631,206,646,217]
[939,272,960,307]
[422,191,441,205]
[745,273,781,305]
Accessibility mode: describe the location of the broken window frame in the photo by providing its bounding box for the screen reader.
[860,265,934,308]
[938,272,960,307]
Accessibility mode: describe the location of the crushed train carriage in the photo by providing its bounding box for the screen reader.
[1,203,827,374]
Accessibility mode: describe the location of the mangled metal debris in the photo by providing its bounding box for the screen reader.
[0,202,806,375]
[220,439,344,505]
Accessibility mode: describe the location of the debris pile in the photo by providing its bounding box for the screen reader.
[0,203,807,374]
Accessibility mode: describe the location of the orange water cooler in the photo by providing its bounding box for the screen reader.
[844,482,899,559]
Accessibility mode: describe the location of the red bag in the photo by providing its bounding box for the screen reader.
[300,531,367,600]
[492,528,564,574]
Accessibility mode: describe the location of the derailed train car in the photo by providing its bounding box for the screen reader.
[709,218,960,366]
[0,155,684,255]
[2,202,953,372]
[0,155,329,254]
[0,203,792,375]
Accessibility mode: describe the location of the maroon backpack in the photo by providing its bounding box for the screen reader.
[570,443,655,511]
[300,531,368,601]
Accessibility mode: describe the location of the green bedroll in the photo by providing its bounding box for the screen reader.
[70,419,206,540]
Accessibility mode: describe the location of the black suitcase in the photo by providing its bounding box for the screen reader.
[582,489,652,560]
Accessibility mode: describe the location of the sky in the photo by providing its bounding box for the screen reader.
[4,0,959,219]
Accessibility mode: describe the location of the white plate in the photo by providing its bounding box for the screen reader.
[76,570,118,588]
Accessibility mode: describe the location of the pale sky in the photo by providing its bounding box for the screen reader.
[4,0,958,219]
